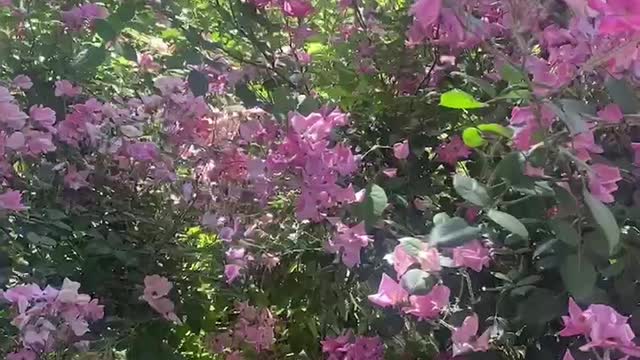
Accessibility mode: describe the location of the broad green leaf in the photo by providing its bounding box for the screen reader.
[549,219,579,247]
[114,41,137,62]
[605,78,639,114]
[399,237,425,257]
[583,188,620,255]
[451,72,496,97]
[500,63,526,84]
[74,46,108,70]
[400,269,438,295]
[430,217,481,247]
[477,123,514,138]
[551,99,594,135]
[188,70,209,97]
[494,152,525,184]
[488,209,529,239]
[453,174,491,207]
[358,184,388,224]
[561,254,597,300]
[462,127,486,148]
[439,89,487,109]
[432,212,451,226]
[94,19,118,42]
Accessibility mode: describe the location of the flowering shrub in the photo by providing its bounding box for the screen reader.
[2,0,640,359]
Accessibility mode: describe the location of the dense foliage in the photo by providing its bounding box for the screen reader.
[2,0,640,359]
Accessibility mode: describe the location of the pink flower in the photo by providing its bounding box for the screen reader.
[143,275,173,300]
[29,105,56,130]
[138,53,161,72]
[325,222,372,267]
[631,143,640,166]
[410,0,442,29]
[417,244,441,272]
[281,0,314,18]
[452,313,491,356]
[559,298,592,337]
[382,167,398,177]
[598,103,624,123]
[295,50,312,65]
[3,284,42,313]
[0,102,28,129]
[128,141,159,161]
[437,136,471,166]
[591,0,640,35]
[588,163,621,203]
[403,285,450,320]
[393,140,410,160]
[368,273,409,308]
[0,0,12,8]
[7,349,37,360]
[54,80,82,97]
[570,131,603,161]
[0,190,26,211]
[453,240,491,272]
[562,350,575,360]
[392,245,416,277]
[64,166,90,190]
[12,75,32,90]
[6,131,25,150]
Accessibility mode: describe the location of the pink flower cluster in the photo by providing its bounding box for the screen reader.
[325,222,372,268]
[437,135,471,166]
[452,313,491,356]
[61,3,109,31]
[1,279,104,357]
[208,302,276,358]
[510,105,556,152]
[368,273,451,321]
[560,298,640,358]
[140,275,181,324]
[321,331,384,360]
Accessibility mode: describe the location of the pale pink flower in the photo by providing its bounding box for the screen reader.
[280,0,314,18]
[410,0,442,29]
[7,349,37,360]
[143,275,173,300]
[570,131,603,161]
[631,143,640,166]
[392,245,416,277]
[64,166,90,190]
[598,103,624,123]
[588,163,621,203]
[382,168,398,177]
[0,190,26,211]
[437,136,471,166]
[368,273,409,308]
[452,313,491,356]
[138,53,161,72]
[403,285,450,320]
[29,105,56,130]
[453,240,491,272]
[54,80,82,97]
[6,131,25,150]
[393,139,410,160]
[12,75,32,90]
[0,102,28,129]
[225,264,243,284]
[325,222,372,268]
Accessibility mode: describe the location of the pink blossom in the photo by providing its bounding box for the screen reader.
[410,0,442,29]
[632,143,640,166]
[281,0,314,18]
[590,0,640,35]
[0,102,28,129]
[64,166,90,190]
[12,75,32,90]
[138,53,161,72]
[588,163,621,203]
[143,275,173,300]
[24,130,56,155]
[417,243,441,272]
[570,131,603,161]
[393,139,410,160]
[6,131,25,150]
[392,245,416,277]
[0,0,12,8]
[437,136,471,166]
[7,349,37,360]
[29,105,56,130]
[0,190,26,211]
[128,141,159,161]
[295,50,312,65]
[54,80,82,97]
[248,0,272,7]
[562,350,575,360]
[403,285,450,320]
[598,103,624,123]
[452,313,491,356]
[325,222,372,267]
[382,167,398,177]
[559,298,591,337]
[368,273,409,308]
[225,264,243,284]
[3,284,42,313]
[453,240,491,272]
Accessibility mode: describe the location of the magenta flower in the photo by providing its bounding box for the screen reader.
[0,190,26,212]
[410,0,442,29]
[590,0,640,35]
[54,80,82,97]
[452,313,491,356]
[29,105,56,130]
[382,167,398,177]
[393,139,410,160]
[325,222,372,268]
[368,273,409,308]
[12,75,32,90]
[598,103,624,123]
[452,240,491,272]
[437,136,471,166]
[280,0,314,18]
[127,141,159,161]
[7,349,37,360]
[403,285,450,320]
[587,163,621,203]
[569,131,603,161]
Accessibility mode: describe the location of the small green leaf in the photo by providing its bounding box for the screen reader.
[477,123,514,138]
[439,89,487,109]
[583,188,620,255]
[462,127,486,148]
[605,78,639,114]
[549,219,580,247]
[358,184,388,224]
[94,19,118,42]
[399,237,426,257]
[430,217,481,247]
[188,70,209,97]
[500,63,526,84]
[488,209,529,239]
[453,174,491,207]
[400,269,438,295]
[74,46,108,70]
[561,254,597,300]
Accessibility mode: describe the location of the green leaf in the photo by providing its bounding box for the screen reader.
[74,46,108,70]
[552,99,594,135]
[561,254,597,300]
[188,70,209,97]
[400,269,438,295]
[477,123,514,138]
[115,2,138,23]
[94,19,118,42]
[432,212,451,226]
[583,188,620,255]
[439,89,487,109]
[358,184,388,224]
[451,72,496,97]
[500,63,526,84]
[453,174,491,207]
[605,78,639,114]
[430,217,481,247]
[399,237,426,257]
[114,41,137,62]
[488,209,529,239]
[26,232,57,247]
[549,219,580,247]
[462,127,486,148]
